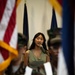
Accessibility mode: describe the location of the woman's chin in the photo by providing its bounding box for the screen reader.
[36,44,40,47]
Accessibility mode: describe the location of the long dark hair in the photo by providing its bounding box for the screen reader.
[29,32,47,50]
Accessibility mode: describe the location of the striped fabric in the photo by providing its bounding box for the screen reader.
[0,0,18,71]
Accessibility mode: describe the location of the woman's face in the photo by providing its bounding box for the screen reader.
[35,35,44,47]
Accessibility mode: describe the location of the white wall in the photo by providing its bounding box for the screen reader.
[17,0,24,33]
[17,0,62,46]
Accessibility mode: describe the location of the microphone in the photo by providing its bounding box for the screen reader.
[40,45,46,53]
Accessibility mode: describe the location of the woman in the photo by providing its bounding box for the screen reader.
[24,32,50,75]
[5,33,28,75]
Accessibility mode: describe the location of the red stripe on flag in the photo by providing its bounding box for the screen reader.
[4,3,16,43]
[0,0,7,21]
[0,47,8,60]
[1,2,16,60]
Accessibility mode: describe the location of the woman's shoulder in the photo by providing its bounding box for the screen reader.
[26,49,33,53]
[42,51,48,55]
[25,50,33,56]
[26,50,30,54]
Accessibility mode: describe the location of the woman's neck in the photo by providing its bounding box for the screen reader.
[34,46,41,50]
[33,46,42,58]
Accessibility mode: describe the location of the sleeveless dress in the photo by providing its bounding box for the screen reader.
[28,50,47,75]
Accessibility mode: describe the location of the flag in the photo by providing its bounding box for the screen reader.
[74,9,75,74]
[57,0,74,75]
[48,0,62,15]
[23,3,29,42]
[51,8,58,30]
[47,8,58,38]
[0,0,18,72]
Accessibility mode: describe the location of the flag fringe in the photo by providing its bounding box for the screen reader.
[16,0,21,7]
[0,41,18,71]
[48,0,62,16]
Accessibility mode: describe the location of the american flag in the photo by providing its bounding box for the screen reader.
[49,0,74,75]
[58,0,74,75]
[0,0,18,72]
